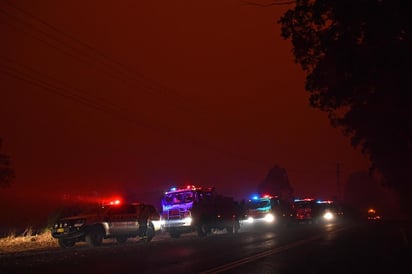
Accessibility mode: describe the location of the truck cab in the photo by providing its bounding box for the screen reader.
[160,185,240,238]
[245,194,295,226]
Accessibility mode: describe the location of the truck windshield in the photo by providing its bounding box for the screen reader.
[295,201,312,209]
[162,191,195,206]
[248,199,271,210]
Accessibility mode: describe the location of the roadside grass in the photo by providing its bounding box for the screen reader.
[0,227,58,253]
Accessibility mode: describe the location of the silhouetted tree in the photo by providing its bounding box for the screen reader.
[279,1,412,213]
[0,138,15,188]
[257,165,294,201]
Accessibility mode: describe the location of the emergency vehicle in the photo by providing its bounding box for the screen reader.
[160,185,241,238]
[245,194,295,225]
[245,195,275,224]
[293,198,340,224]
[51,199,160,248]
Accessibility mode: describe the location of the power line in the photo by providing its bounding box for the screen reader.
[0,0,166,93]
[0,0,301,170]
[0,57,168,131]
[0,0,203,116]
[0,55,124,113]
[0,1,253,161]
[0,57,267,168]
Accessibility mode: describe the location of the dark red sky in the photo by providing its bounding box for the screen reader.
[0,1,370,228]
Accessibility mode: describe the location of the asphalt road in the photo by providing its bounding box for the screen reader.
[1,219,410,274]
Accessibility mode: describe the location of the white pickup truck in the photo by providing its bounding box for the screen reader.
[51,202,160,248]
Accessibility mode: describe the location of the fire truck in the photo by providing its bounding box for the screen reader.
[244,194,295,226]
[293,198,341,224]
[160,185,241,238]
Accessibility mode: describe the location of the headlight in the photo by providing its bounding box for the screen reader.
[152,220,164,231]
[264,213,275,223]
[183,217,192,225]
[73,219,85,227]
[246,217,254,223]
[323,212,334,220]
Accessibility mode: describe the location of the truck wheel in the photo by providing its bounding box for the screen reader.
[232,221,240,234]
[169,231,181,238]
[234,220,240,233]
[58,238,75,248]
[197,223,209,237]
[226,219,240,234]
[85,226,104,247]
[116,236,128,243]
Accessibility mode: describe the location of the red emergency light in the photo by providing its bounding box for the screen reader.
[101,196,123,206]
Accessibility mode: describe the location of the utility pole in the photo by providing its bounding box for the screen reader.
[336,162,342,202]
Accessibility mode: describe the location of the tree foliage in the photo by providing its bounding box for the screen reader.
[257,165,294,201]
[278,0,411,212]
[0,138,15,188]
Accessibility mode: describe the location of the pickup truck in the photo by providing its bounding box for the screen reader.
[51,202,160,248]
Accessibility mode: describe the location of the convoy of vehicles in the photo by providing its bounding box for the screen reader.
[244,195,342,226]
[293,198,341,224]
[160,185,241,238]
[50,187,343,248]
[51,201,160,248]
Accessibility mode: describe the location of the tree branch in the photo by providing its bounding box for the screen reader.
[240,0,295,7]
